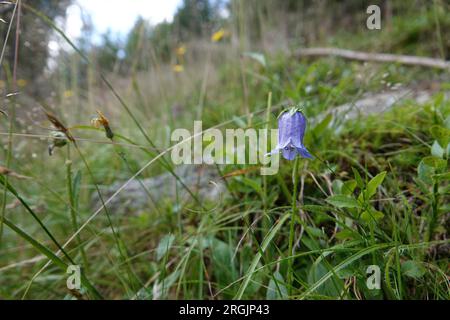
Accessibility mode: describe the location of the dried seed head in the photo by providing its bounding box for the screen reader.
[48,131,68,155]
[44,110,74,142]
[90,117,102,128]
[91,110,114,140]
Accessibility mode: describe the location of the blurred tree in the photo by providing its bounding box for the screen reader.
[173,0,216,40]
[0,0,72,95]
[124,17,151,71]
[95,30,122,73]
[149,21,174,64]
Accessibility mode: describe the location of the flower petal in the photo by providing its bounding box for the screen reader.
[297,146,313,159]
[289,112,307,148]
[281,146,298,160]
[267,146,281,157]
[278,111,307,150]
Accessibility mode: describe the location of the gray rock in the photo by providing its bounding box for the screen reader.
[94,165,227,214]
[331,89,431,120]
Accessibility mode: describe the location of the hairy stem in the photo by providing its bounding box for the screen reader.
[287,156,300,297]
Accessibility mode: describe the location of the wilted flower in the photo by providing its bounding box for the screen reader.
[91,110,114,139]
[44,110,74,142]
[48,130,68,155]
[271,108,313,160]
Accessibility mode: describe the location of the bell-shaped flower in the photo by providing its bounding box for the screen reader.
[271,108,313,160]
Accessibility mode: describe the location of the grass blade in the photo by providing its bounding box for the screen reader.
[234,213,290,299]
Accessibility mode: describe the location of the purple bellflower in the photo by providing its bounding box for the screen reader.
[271,108,313,160]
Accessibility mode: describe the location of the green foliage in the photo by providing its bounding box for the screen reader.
[174,0,215,40]
[0,0,72,95]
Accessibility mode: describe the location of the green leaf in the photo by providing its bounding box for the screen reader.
[433,172,450,182]
[418,160,434,185]
[242,52,266,67]
[302,204,333,213]
[444,115,450,129]
[266,271,288,299]
[305,226,326,239]
[240,245,263,295]
[240,177,263,196]
[234,213,290,299]
[155,270,181,299]
[0,175,75,263]
[326,195,361,208]
[430,125,450,148]
[72,170,82,208]
[156,234,175,261]
[422,156,447,170]
[307,262,344,297]
[335,229,356,240]
[352,167,364,188]
[365,171,387,199]
[401,260,426,279]
[418,156,447,184]
[313,114,333,138]
[211,238,238,287]
[342,180,357,196]
[299,243,392,299]
[2,217,102,299]
[361,210,384,223]
[331,179,343,194]
[431,141,444,158]
[232,116,247,128]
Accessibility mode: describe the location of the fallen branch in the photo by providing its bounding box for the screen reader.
[294,47,450,70]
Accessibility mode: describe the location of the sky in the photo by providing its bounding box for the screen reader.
[65,0,182,40]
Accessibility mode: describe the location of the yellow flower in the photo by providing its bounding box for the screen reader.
[63,90,74,98]
[173,64,184,73]
[211,28,228,42]
[176,45,186,56]
[17,79,27,87]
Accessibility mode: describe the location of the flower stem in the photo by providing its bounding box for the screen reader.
[426,181,439,242]
[263,92,272,238]
[287,156,300,297]
[66,145,89,272]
